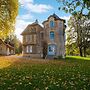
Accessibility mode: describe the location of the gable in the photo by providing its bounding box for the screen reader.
[21,23,43,35]
[42,13,65,25]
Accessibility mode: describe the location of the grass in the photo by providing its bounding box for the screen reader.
[0,56,90,90]
[66,56,90,60]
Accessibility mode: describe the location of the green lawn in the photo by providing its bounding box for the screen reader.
[0,56,90,90]
[66,56,90,60]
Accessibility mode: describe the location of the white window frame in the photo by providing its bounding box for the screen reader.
[30,46,32,53]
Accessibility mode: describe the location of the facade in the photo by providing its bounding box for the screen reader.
[21,14,66,58]
[0,39,15,55]
[21,20,44,58]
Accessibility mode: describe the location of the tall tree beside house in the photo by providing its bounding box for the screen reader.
[82,19,90,56]
[67,14,90,57]
[42,41,48,59]
[57,0,90,57]
[66,41,79,56]
[0,0,18,39]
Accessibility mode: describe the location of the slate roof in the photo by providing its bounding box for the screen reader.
[42,13,65,24]
[0,39,14,49]
[21,20,43,35]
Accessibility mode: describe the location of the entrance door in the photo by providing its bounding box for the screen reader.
[48,44,56,55]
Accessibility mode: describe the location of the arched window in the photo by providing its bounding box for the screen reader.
[50,31,54,40]
[50,20,54,28]
[48,44,56,55]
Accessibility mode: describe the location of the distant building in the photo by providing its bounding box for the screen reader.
[0,39,15,55]
[21,13,66,58]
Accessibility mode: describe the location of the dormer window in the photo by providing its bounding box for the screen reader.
[50,20,54,28]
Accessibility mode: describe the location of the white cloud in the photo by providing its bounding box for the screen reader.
[17,14,33,20]
[26,3,53,13]
[60,16,71,23]
[19,0,33,5]
[15,18,33,41]
[16,0,53,41]
[19,0,53,13]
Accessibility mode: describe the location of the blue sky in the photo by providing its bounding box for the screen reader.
[15,0,71,41]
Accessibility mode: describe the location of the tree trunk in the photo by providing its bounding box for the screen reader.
[42,41,47,59]
[79,47,83,57]
[83,47,86,57]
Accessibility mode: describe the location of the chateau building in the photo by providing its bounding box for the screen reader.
[21,13,66,58]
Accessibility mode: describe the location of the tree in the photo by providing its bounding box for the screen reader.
[0,0,18,39]
[57,0,90,57]
[42,41,48,59]
[82,19,90,57]
[11,35,22,54]
[66,26,79,55]
[57,0,90,16]
[67,13,90,57]
[66,42,79,55]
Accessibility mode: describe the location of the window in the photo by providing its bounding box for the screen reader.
[41,32,43,39]
[49,46,52,52]
[27,35,30,42]
[50,20,54,28]
[33,35,36,43]
[50,31,54,40]
[25,35,34,42]
[26,45,32,53]
[48,44,56,55]
[30,35,32,42]
[49,45,55,52]
[25,35,29,42]
[30,46,32,53]
[26,46,29,53]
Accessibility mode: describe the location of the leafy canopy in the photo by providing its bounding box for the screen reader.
[0,0,18,39]
[57,0,90,15]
